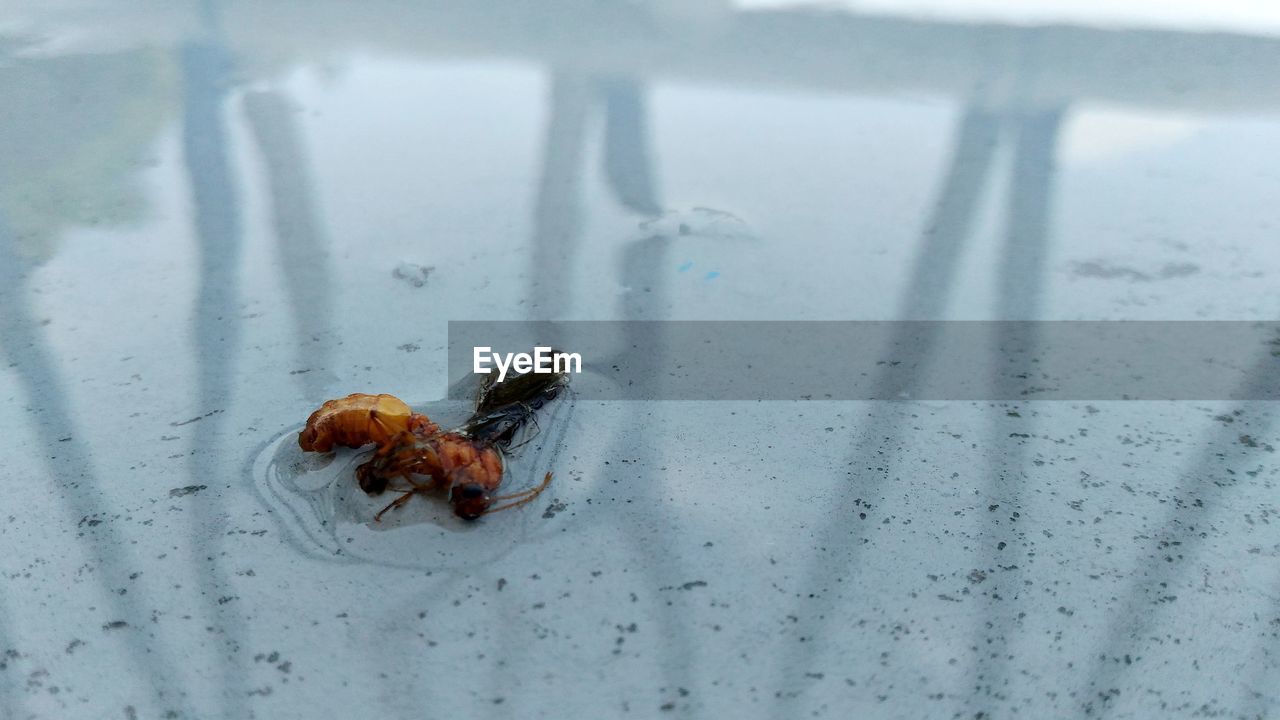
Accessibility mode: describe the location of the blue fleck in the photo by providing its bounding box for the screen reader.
[705,271,720,281]
[678,261,694,273]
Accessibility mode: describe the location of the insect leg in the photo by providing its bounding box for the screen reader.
[373,489,418,522]
[367,410,407,444]
[503,404,543,451]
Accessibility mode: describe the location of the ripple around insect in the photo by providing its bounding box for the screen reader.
[250,397,574,571]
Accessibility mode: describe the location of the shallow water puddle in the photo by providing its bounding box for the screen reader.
[251,397,573,570]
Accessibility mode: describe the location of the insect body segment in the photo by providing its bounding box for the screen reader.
[297,393,438,452]
[357,431,505,520]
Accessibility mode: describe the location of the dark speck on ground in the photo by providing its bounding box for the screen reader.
[169,410,223,427]
[393,262,434,288]
[169,485,208,498]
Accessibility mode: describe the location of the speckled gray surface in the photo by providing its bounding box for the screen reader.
[1,2,1279,719]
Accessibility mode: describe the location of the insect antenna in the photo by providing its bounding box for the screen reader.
[485,472,554,514]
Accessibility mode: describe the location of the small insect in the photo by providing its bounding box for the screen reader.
[297,393,438,452]
[297,361,568,521]
[355,431,553,521]
[473,360,569,415]
[465,366,569,447]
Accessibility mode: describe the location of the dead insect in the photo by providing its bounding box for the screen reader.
[464,367,569,448]
[355,431,553,521]
[297,360,568,522]
[297,393,438,452]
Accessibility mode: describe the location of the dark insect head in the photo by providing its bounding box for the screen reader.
[452,482,491,520]
[355,463,388,495]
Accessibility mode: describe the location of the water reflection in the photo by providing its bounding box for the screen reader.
[974,107,1064,712]
[0,591,12,720]
[529,73,592,319]
[0,44,188,717]
[1079,359,1278,714]
[600,77,662,216]
[0,47,172,261]
[179,34,252,719]
[15,3,1280,111]
[771,105,1008,711]
[0,218,192,717]
[242,90,336,403]
[2,1,1279,717]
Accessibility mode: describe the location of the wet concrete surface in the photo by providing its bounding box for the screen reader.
[1,2,1279,718]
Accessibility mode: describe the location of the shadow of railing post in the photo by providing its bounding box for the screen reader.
[179,29,251,717]
[0,591,12,719]
[241,89,335,403]
[599,76,662,216]
[529,72,592,319]
[607,236,702,716]
[1077,354,1279,716]
[972,105,1065,712]
[602,70,697,715]
[520,60,695,712]
[772,104,1003,714]
[0,217,191,717]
